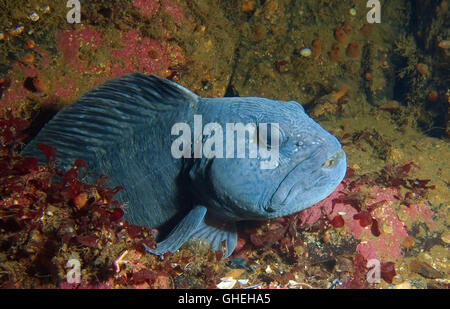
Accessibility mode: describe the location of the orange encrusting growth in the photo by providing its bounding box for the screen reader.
[334,26,348,44]
[331,85,349,103]
[241,0,256,12]
[22,53,35,64]
[427,91,438,101]
[312,39,321,58]
[415,63,430,76]
[346,42,360,58]
[328,49,339,64]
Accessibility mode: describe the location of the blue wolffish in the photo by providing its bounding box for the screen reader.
[22,73,347,257]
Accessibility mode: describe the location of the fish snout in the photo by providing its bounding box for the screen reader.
[267,147,346,215]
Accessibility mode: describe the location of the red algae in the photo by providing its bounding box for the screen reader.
[353,211,372,227]
[370,219,381,237]
[330,214,345,228]
[340,254,369,289]
[380,262,396,284]
[0,114,179,289]
[36,142,56,164]
[1,110,231,289]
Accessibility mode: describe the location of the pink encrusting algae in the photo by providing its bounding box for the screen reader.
[133,0,161,18]
[53,78,77,100]
[356,202,409,260]
[133,0,184,24]
[108,30,184,78]
[295,169,435,262]
[1,0,186,111]
[56,27,103,74]
[161,0,185,25]
[0,78,29,111]
[0,57,47,110]
[402,203,435,230]
[1,27,106,109]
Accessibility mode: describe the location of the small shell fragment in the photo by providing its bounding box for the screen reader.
[438,40,450,50]
[217,277,237,289]
[299,48,312,57]
[349,8,357,16]
[441,231,450,244]
[10,25,24,36]
[224,268,245,279]
[238,279,249,285]
[41,5,51,14]
[28,12,40,22]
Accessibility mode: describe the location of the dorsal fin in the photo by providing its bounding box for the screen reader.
[22,73,199,168]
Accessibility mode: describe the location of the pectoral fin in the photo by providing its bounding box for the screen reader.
[145,205,237,257]
[190,214,237,258]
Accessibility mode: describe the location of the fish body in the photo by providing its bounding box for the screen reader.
[22,73,346,256]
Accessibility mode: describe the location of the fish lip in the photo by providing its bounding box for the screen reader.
[321,148,345,168]
[269,148,344,209]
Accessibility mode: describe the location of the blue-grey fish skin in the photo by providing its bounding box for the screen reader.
[21,73,346,256]
[190,97,346,221]
[22,73,199,236]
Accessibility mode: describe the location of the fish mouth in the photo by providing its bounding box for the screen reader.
[321,149,344,169]
[269,149,345,211]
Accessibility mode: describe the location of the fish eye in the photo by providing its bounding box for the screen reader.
[255,123,282,150]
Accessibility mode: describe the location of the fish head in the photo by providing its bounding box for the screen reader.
[191,97,347,220]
